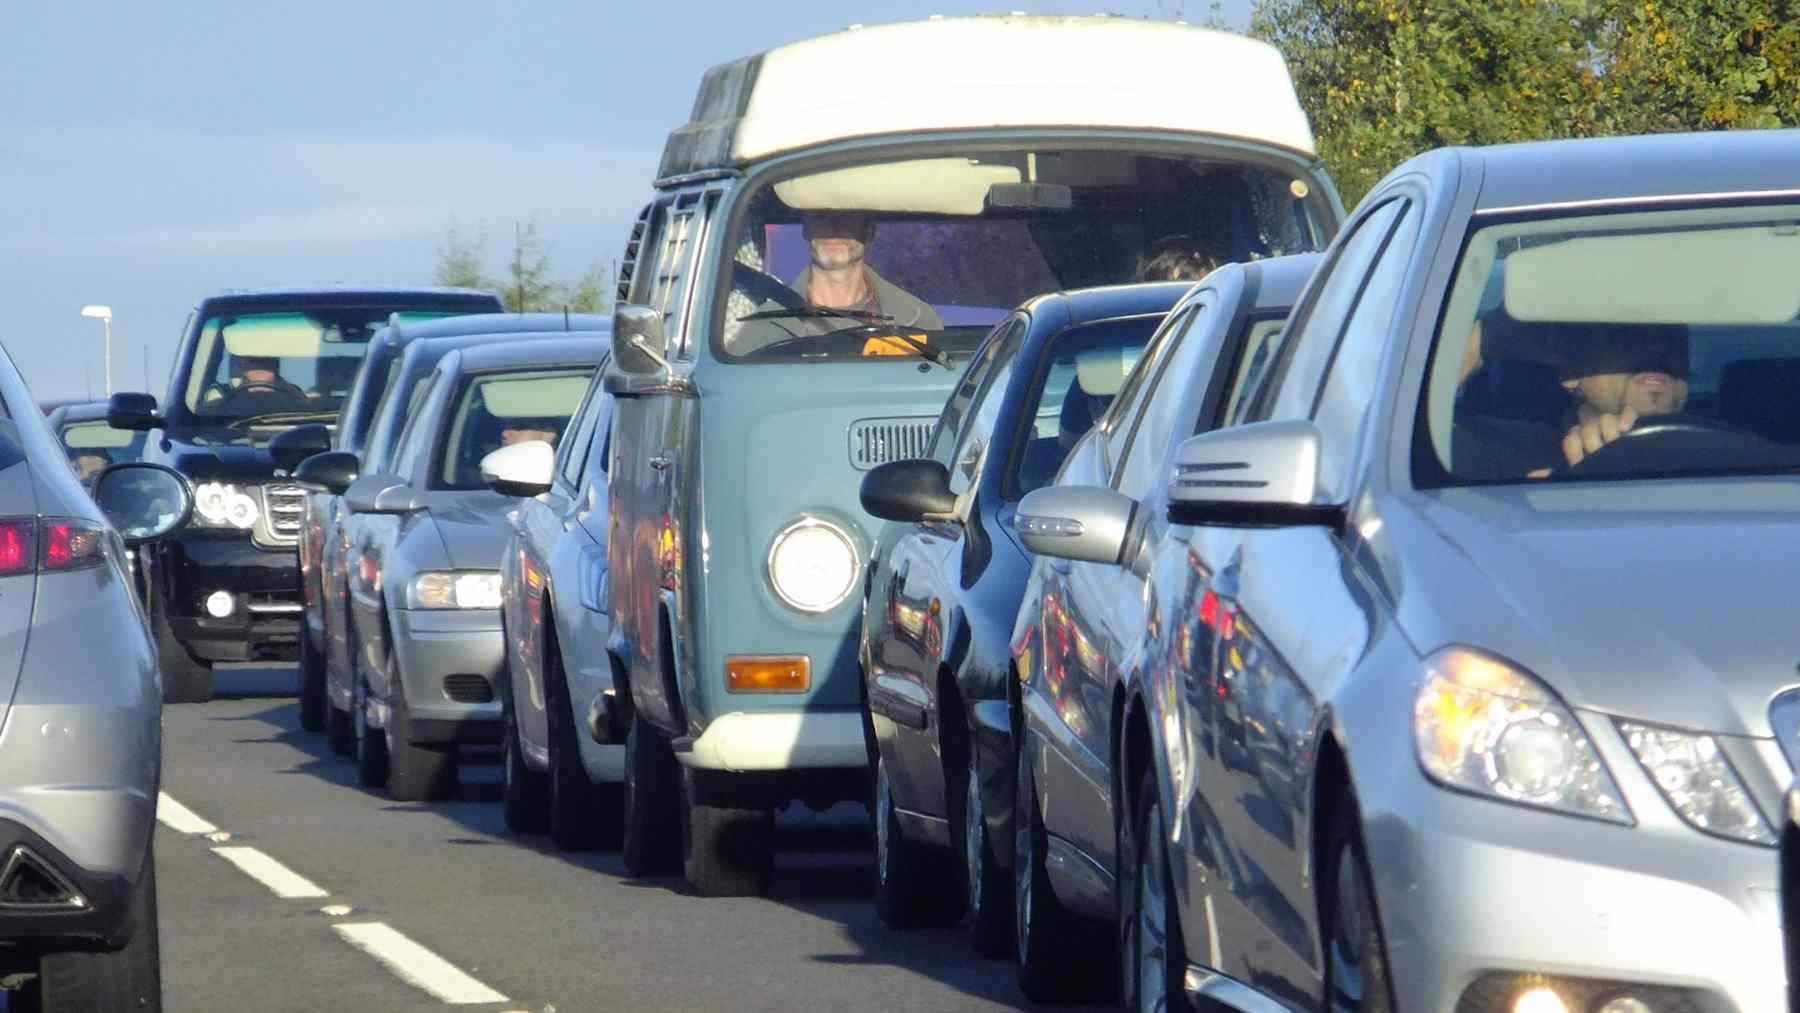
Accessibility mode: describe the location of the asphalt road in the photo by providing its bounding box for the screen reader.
[153,666,1105,1013]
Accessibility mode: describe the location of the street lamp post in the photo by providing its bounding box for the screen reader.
[79,305,112,396]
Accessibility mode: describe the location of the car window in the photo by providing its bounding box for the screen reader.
[1113,301,1216,498]
[1007,314,1162,498]
[556,378,609,488]
[1254,199,1408,424]
[926,318,1022,467]
[434,369,595,491]
[1219,317,1289,428]
[1099,302,1200,476]
[388,370,443,481]
[947,329,1024,497]
[1312,202,1421,499]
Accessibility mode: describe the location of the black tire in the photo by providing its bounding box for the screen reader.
[546,650,620,851]
[326,696,354,756]
[353,663,388,788]
[1120,766,1184,1013]
[501,681,549,835]
[873,751,961,928]
[622,711,682,876]
[1322,794,1397,1013]
[958,743,1011,956]
[385,677,458,803]
[298,631,327,732]
[679,769,774,897]
[152,602,213,705]
[27,843,161,1011]
[1013,736,1102,1001]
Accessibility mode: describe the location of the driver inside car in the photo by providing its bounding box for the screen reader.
[1554,323,1690,468]
[203,353,309,406]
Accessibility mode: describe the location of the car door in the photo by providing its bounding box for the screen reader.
[548,380,617,753]
[874,317,1024,816]
[1187,195,1423,987]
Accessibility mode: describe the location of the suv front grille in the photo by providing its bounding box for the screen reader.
[847,417,935,471]
[253,484,307,549]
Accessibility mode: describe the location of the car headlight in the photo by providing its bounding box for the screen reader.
[192,482,259,530]
[408,571,503,610]
[1616,721,1773,845]
[767,517,858,614]
[1413,647,1629,823]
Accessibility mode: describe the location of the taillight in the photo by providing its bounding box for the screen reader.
[0,521,34,577]
[0,518,107,577]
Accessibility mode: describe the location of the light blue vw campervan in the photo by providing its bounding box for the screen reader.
[604,14,1341,895]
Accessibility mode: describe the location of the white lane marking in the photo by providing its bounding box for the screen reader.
[155,792,218,835]
[1205,894,1222,968]
[333,922,509,1005]
[210,846,329,899]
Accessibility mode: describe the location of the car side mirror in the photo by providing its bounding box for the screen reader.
[860,459,956,523]
[611,304,670,376]
[269,423,333,472]
[295,451,360,496]
[1013,485,1139,565]
[1165,420,1342,528]
[106,392,163,432]
[93,463,192,544]
[343,474,421,515]
[480,441,555,498]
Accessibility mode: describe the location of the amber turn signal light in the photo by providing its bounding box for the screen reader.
[726,655,811,693]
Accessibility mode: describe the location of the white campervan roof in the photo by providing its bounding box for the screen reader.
[657,16,1316,180]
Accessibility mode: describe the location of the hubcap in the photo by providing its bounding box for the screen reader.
[964,754,984,910]
[1135,802,1170,1013]
[875,760,892,888]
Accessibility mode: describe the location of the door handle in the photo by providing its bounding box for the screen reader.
[650,454,673,471]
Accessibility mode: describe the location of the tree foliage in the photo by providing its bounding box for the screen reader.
[432,217,611,314]
[1252,0,1800,207]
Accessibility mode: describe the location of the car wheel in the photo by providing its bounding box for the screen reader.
[326,694,354,757]
[1013,734,1103,1001]
[1120,765,1183,1013]
[27,841,161,1011]
[679,768,774,897]
[874,751,960,928]
[298,630,327,732]
[500,681,548,835]
[353,665,388,788]
[960,743,1011,956]
[1323,793,1397,1013]
[546,646,619,850]
[152,600,213,705]
[385,676,458,803]
[621,710,681,877]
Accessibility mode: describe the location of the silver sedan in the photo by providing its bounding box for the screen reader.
[1017,129,1800,1012]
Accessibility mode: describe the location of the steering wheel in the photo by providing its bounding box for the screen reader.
[1564,412,1775,477]
[215,381,307,415]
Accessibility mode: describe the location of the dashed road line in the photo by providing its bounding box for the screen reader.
[155,792,218,835]
[210,846,330,899]
[333,922,510,1005]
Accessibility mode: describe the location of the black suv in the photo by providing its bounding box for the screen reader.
[110,286,503,702]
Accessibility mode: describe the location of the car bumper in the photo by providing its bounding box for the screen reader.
[162,530,302,662]
[676,711,867,773]
[388,608,503,744]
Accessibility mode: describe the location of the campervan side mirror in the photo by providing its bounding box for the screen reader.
[612,304,670,376]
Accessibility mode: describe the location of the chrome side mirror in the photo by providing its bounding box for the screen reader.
[612,304,670,376]
[93,463,192,544]
[1013,485,1138,565]
[1166,420,1341,528]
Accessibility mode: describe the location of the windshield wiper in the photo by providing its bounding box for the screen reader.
[225,409,338,430]
[876,331,954,371]
[735,306,894,324]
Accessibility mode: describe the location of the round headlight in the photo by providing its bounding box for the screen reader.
[193,482,231,525]
[225,490,260,529]
[767,517,858,614]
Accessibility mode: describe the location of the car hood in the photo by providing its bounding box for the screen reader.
[1384,480,1800,738]
[423,493,518,572]
[157,437,278,480]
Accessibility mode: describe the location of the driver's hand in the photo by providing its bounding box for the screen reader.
[1561,407,1637,467]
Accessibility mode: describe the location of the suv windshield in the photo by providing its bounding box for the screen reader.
[180,310,450,422]
[435,369,595,490]
[1420,201,1800,485]
[718,148,1328,362]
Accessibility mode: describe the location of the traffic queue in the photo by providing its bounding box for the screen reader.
[16,13,1800,1013]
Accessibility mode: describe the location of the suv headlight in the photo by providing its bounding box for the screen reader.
[192,482,259,530]
[1413,647,1629,823]
[1617,721,1773,845]
[767,517,858,614]
[408,571,503,610]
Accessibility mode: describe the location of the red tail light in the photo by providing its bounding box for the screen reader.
[0,518,106,576]
[0,521,34,577]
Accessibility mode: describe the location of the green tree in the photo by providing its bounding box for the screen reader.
[429,218,613,314]
[433,218,487,290]
[1594,0,1800,133]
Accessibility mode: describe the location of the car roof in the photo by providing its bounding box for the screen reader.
[1456,129,1800,213]
[442,335,609,375]
[195,286,503,312]
[1024,282,1194,327]
[379,312,611,349]
[660,15,1314,179]
[52,403,112,425]
[1242,251,1325,310]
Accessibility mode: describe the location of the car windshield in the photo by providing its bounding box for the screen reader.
[1012,315,1164,495]
[60,419,149,485]
[436,368,595,490]
[180,310,451,421]
[718,148,1328,362]
[1420,201,1800,485]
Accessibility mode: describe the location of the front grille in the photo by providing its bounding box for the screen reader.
[847,416,935,470]
[254,484,307,548]
[442,674,494,704]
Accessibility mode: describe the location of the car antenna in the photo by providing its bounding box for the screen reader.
[563,306,570,331]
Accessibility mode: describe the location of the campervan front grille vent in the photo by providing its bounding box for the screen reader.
[847,417,935,471]
[618,203,652,303]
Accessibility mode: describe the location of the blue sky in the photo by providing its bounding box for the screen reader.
[2,0,1252,401]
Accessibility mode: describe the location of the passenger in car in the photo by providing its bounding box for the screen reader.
[1134,234,1222,281]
